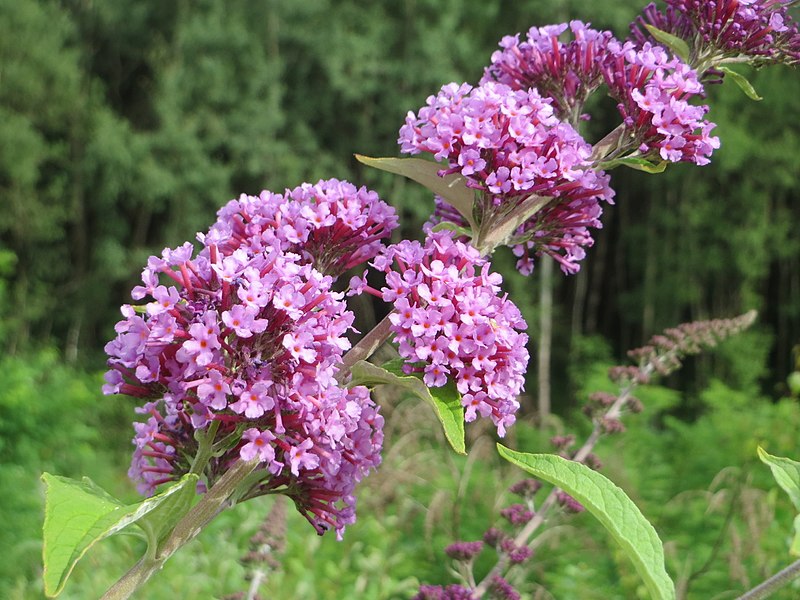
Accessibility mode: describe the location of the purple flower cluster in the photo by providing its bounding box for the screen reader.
[204,178,398,277]
[399,81,614,274]
[399,81,612,207]
[482,20,618,123]
[602,42,720,165]
[632,0,800,67]
[359,230,529,435]
[104,180,390,538]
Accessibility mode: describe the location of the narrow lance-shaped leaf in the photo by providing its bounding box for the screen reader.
[759,447,800,510]
[355,155,477,231]
[599,156,668,174]
[496,446,676,600]
[42,473,198,597]
[719,66,763,101]
[349,358,466,454]
[644,24,691,63]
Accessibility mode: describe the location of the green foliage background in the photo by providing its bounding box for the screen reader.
[1,0,799,598]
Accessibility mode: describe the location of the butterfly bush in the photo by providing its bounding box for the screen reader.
[353,230,529,436]
[104,178,397,538]
[399,81,614,274]
[483,20,720,167]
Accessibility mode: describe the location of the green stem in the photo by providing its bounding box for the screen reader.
[736,557,800,600]
[190,419,220,475]
[336,312,395,382]
[101,458,260,600]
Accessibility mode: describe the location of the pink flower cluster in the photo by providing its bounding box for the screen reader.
[632,0,800,67]
[482,20,720,167]
[399,81,612,206]
[105,181,389,538]
[356,230,529,436]
[204,178,398,277]
[601,42,720,165]
[482,20,618,123]
[399,81,614,274]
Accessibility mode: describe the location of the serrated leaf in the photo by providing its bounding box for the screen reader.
[42,473,198,597]
[758,447,800,511]
[350,359,466,454]
[600,157,668,174]
[644,24,690,63]
[355,155,477,231]
[496,447,675,600]
[719,66,763,101]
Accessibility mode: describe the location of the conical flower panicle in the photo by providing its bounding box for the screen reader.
[624,310,758,379]
[367,230,530,436]
[482,21,618,124]
[399,81,614,275]
[105,181,390,538]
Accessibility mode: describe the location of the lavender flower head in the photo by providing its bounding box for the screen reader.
[104,181,389,539]
[360,230,529,436]
[399,81,614,274]
[204,178,398,277]
[601,41,720,165]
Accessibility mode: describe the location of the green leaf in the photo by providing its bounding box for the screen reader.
[758,447,800,511]
[719,66,763,101]
[600,157,668,174]
[792,514,800,556]
[136,474,200,546]
[496,447,675,600]
[355,155,477,231]
[644,25,690,63]
[430,221,472,238]
[350,359,466,454]
[42,473,198,597]
[788,372,800,396]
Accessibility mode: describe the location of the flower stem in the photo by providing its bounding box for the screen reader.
[337,311,396,382]
[736,557,800,600]
[101,458,260,600]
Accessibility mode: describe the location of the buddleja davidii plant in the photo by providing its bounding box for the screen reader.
[40,2,800,600]
[412,311,758,600]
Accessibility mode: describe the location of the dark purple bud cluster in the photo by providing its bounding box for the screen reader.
[509,478,542,499]
[632,0,800,68]
[445,541,485,561]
